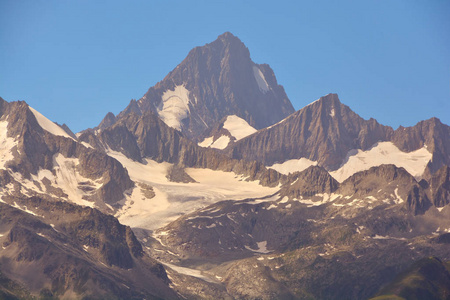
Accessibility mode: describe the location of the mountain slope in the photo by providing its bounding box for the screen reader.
[228,93,446,183]
[229,93,393,169]
[96,32,294,139]
[0,196,178,299]
[0,99,133,212]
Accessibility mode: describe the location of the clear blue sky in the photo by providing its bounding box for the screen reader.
[1,0,449,133]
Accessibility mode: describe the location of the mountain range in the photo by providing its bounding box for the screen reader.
[1,32,449,299]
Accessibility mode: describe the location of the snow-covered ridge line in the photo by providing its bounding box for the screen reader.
[29,107,76,140]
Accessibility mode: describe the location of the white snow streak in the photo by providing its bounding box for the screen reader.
[158,85,190,131]
[253,66,270,93]
[29,107,75,140]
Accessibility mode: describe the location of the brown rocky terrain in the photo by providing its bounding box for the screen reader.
[0,196,178,299]
[151,164,450,299]
[0,98,134,210]
[228,93,392,169]
[79,110,284,187]
[91,32,294,140]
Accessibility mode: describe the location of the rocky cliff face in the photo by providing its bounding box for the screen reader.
[392,117,450,175]
[81,110,284,187]
[229,93,393,169]
[429,165,450,207]
[94,32,294,139]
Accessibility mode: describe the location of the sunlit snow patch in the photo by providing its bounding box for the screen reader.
[29,107,75,140]
[223,115,257,141]
[209,135,230,150]
[198,136,214,148]
[253,66,270,93]
[198,135,231,149]
[158,85,191,131]
[52,154,99,206]
[198,115,256,149]
[330,142,432,182]
[0,121,18,170]
[268,158,318,175]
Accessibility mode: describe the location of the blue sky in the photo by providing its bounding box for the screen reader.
[1,0,449,133]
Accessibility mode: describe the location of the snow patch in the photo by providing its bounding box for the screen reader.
[198,136,214,148]
[158,85,191,131]
[209,135,230,150]
[268,158,318,175]
[245,241,272,254]
[330,142,432,182]
[253,66,270,93]
[163,262,217,283]
[0,121,18,169]
[29,107,75,140]
[223,115,257,141]
[12,202,37,216]
[394,188,404,204]
[81,142,93,149]
[51,154,102,207]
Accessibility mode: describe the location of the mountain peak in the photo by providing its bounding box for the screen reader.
[305,93,340,108]
[217,31,240,43]
[121,33,294,139]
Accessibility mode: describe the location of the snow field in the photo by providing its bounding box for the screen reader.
[106,150,278,230]
[158,85,191,131]
[330,142,432,182]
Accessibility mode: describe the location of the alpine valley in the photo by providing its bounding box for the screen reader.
[1,32,450,300]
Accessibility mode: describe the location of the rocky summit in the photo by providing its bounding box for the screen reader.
[1,33,450,299]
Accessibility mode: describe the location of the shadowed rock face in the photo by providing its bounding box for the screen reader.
[95,32,294,139]
[429,165,450,207]
[228,93,393,169]
[392,118,450,175]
